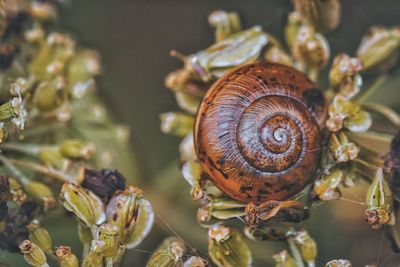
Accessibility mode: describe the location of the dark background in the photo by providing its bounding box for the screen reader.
[4,0,400,266]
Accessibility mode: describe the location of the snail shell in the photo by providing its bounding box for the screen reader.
[194,62,327,203]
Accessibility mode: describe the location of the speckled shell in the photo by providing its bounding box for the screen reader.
[194,62,327,203]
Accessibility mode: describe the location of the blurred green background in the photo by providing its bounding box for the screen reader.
[3,0,400,266]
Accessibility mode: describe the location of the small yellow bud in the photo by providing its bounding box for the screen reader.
[59,139,96,160]
[33,77,66,112]
[82,240,105,267]
[294,230,317,262]
[19,240,48,267]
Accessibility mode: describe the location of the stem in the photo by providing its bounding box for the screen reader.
[106,257,114,267]
[356,74,388,104]
[0,154,29,185]
[308,68,319,83]
[1,143,41,156]
[7,159,72,182]
[387,225,400,253]
[363,103,400,128]
[288,237,305,267]
[82,243,90,260]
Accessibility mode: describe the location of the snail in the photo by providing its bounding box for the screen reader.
[194,62,327,203]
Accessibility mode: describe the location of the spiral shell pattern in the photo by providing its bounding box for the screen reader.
[194,62,327,203]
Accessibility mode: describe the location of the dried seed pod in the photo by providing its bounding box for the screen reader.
[106,186,154,249]
[55,246,79,267]
[28,220,53,254]
[365,168,394,229]
[146,237,185,267]
[82,240,105,267]
[59,183,106,228]
[19,240,48,267]
[97,223,120,258]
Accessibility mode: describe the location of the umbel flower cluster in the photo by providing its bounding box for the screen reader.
[161,0,400,266]
[0,0,158,266]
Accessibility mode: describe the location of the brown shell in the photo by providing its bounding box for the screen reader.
[194,62,327,203]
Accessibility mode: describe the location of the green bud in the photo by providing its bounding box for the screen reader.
[28,220,53,254]
[38,147,67,169]
[9,178,27,204]
[293,25,330,69]
[0,101,17,122]
[179,134,197,162]
[208,225,252,267]
[59,139,96,160]
[67,50,101,98]
[0,127,7,144]
[146,237,184,267]
[273,250,296,267]
[294,229,317,262]
[181,160,204,200]
[325,259,352,267]
[365,168,394,229]
[208,10,241,42]
[19,240,48,267]
[33,78,66,112]
[292,0,341,33]
[197,197,245,224]
[329,54,363,88]
[55,246,79,267]
[106,186,154,249]
[24,181,56,211]
[97,223,120,258]
[160,112,195,137]
[357,26,400,73]
[284,12,302,53]
[60,183,106,228]
[29,33,75,80]
[82,240,105,267]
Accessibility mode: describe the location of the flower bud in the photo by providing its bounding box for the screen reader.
[82,240,105,267]
[292,0,341,33]
[19,240,48,267]
[181,160,205,200]
[106,186,154,249]
[273,250,296,267]
[264,46,293,66]
[208,225,252,267]
[175,91,201,115]
[293,25,330,69]
[183,256,207,267]
[365,168,394,229]
[55,246,79,267]
[325,259,352,267]
[285,12,302,53]
[208,10,241,41]
[198,197,246,225]
[179,134,197,162]
[329,132,359,162]
[59,139,96,160]
[60,183,106,228]
[29,33,75,80]
[30,2,57,20]
[294,229,317,263]
[97,223,120,258]
[357,26,400,73]
[67,50,101,98]
[0,101,17,122]
[146,238,184,267]
[329,54,363,89]
[28,220,53,254]
[33,77,66,112]
[160,112,195,137]
[313,169,343,201]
